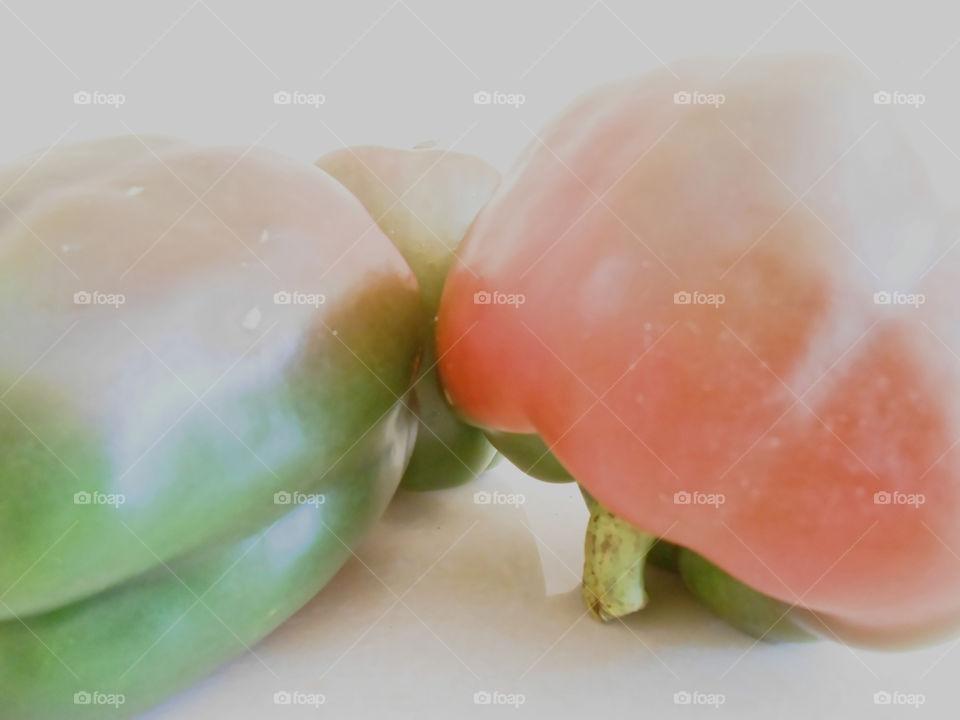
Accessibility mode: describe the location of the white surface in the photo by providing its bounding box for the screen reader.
[3,1,960,717]
[144,464,959,719]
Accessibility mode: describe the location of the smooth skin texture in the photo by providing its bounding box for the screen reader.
[318,145,500,490]
[1,439,412,720]
[437,55,959,644]
[0,137,424,716]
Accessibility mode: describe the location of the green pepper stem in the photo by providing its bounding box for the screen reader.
[581,492,656,621]
[578,491,817,642]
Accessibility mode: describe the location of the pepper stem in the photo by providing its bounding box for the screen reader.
[581,491,656,621]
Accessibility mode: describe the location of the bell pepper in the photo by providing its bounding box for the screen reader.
[0,136,424,717]
[317,145,500,490]
[436,55,959,644]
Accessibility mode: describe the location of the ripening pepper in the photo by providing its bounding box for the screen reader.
[317,145,500,490]
[0,136,424,718]
[436,55,960,645]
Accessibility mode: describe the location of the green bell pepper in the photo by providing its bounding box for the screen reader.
[0,136,424,717]
[317,145,500,491]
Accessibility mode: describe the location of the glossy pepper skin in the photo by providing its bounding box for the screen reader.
[437,55,960,645]
[0,136,423,717]
[317,145,500,491]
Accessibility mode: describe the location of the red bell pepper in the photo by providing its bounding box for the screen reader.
[437,55,959,644]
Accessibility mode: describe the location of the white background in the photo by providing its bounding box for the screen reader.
[3,1,960,718]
